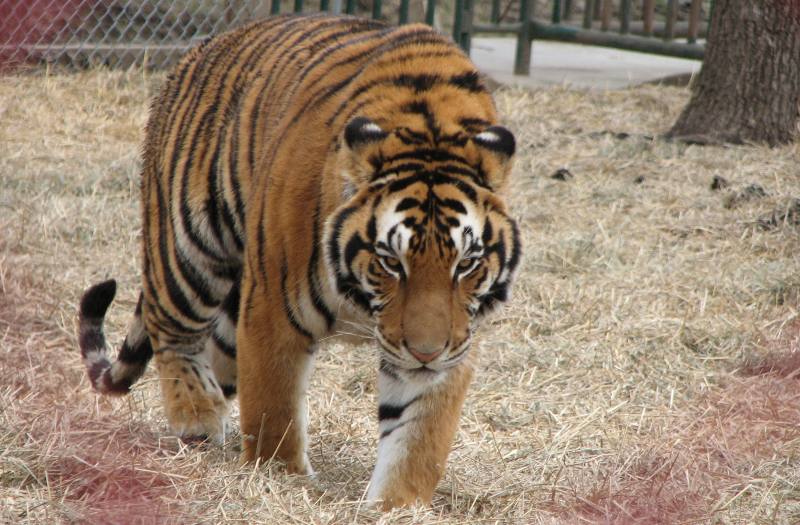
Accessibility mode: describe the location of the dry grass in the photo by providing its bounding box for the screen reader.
[1,67,799,524]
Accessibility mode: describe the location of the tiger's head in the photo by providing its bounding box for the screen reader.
[324,115,521,375]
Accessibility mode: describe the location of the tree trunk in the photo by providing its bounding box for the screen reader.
[667,0,800,146]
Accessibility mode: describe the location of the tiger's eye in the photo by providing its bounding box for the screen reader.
[456,257,480,277]
[457,259,474,271]
[380,255,403,275]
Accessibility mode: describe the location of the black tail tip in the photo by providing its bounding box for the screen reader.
[80,279,117,319]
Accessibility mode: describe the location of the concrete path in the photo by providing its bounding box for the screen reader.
[471,37,702,90]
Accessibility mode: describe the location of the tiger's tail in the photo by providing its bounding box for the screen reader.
[78,279,153,395]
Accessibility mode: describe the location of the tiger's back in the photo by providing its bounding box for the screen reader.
[79,14,520,510]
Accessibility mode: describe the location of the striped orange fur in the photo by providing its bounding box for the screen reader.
[78,14,521,509]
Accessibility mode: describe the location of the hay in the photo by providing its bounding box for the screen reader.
[1,67,799,523]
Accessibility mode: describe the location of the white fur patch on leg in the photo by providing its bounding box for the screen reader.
[367,365,438,503]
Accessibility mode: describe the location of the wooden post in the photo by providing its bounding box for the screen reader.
[687,0,702,43]
[664,0,677,41]
[642,0,655,36]
[600,0,612,31]
[564,0,573,21]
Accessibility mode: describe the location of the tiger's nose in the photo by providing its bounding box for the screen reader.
[407,345,445,364]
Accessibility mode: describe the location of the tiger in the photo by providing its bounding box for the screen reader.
[77,13,521,509]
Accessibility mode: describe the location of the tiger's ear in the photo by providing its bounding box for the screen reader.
[339,117,388,185]
[472,125,516,191]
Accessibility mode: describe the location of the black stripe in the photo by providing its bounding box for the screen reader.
[292,21,390,87]
[256,205,269,285]
[221,276,241,320]
[280,261,313,339]
[395,197,421,212]
[228,111,246,250]
[372,162,425,180]
[380,420,409,439]
[449,71,486,93]
[385,148,470,165]
[308,203,336,331]
[325,49,461,129]
[118,337,154,365]
[167,30,254,262]
[440,198,467,215]
[318,31,453,126]
[212,331,236,358]
[154,177,207,325]
[378,397,417,421]
[221,384,237,398]
[459,117,491,130]
[243,15,359,170]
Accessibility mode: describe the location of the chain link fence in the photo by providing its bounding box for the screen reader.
[0,1,699,72]
[0,1,277,70]
[0,0,560,72]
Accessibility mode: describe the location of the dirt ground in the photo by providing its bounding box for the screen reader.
[1,68,799,524]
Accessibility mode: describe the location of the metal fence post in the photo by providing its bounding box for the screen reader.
[425,0,436,26]
[514,0,531,75]
[452,0,474,52]
[551,0,562,24]
[399,0,410,24]
[582,0,594,29]
[491,0,501,24]
[620,0,631,34]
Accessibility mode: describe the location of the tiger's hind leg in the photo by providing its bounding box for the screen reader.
[155,342,229,444]
[208,279,240,400]
[147,278,240,444]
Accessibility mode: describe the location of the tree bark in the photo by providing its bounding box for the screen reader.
[667,0,800,146]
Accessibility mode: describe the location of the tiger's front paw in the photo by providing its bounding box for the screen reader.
[367,482,431,511]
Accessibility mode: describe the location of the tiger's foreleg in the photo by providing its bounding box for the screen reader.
[237,282,315,475]
[367,357,474,509]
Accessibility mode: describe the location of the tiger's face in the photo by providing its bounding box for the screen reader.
[325,117,521,374]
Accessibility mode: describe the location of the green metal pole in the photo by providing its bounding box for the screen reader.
[399,0,410,24]
[321,0,330,11]
[551,0,561,24]
[425,0,436,26]
[372,0,382,19]
[453,0,464,42]
[582,0,594,29]
[491,0,500,24]
[294,0,304,13]
[270,0,280,14]
[514,0,531,75]
[619,0,631,34]
[346,0,356,14]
